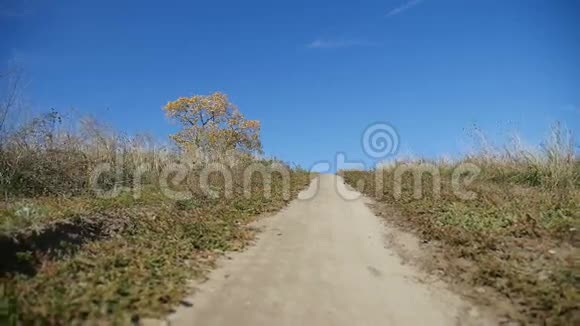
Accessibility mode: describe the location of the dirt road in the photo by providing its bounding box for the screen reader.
[168,174,495,326]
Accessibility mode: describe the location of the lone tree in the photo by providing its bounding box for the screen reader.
[164,92,262,156]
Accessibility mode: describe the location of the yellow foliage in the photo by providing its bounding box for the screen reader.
[163,92,262,155]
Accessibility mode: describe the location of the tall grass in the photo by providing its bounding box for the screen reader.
[342,123,579,325]
[467,122,577,190]
[0,110,311,323]
[0,110,179,198]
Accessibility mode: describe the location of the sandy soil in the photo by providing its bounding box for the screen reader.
[165,174,498,326]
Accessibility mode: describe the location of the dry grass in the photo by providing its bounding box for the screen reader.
[0,111,311,324]
[2,175,309,324]
[0,110,174,199]
[342,124,579,325]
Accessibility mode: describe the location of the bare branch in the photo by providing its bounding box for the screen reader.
[0,65,25,136]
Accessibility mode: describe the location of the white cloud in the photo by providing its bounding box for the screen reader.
[386,0,423,17]
[307,39,377,49]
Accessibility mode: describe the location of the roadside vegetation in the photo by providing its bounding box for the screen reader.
[0,92,310,324]
[342,124,579,325]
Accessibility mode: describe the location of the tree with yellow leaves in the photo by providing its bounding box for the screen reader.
[164,92,262,156]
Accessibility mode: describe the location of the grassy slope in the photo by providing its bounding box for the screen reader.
[342,161,579,325]
[1,171,310,324]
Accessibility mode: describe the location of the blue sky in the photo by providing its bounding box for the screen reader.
[2,0,579,169]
